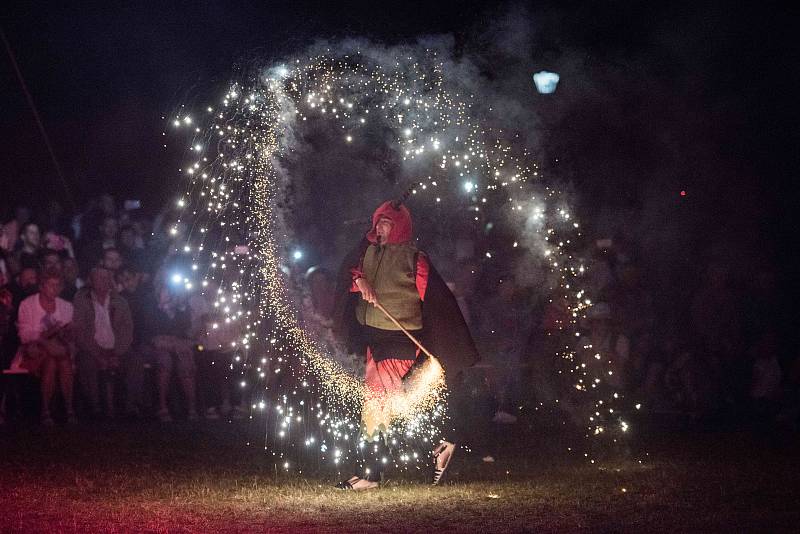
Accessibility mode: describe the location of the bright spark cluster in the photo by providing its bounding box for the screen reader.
[171,47,635,470]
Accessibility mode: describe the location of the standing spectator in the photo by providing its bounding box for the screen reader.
[691,262,745,406]
[449,259,480,327]
[77,194,117,245]
[610,261,655,392]
[118,225,143,266]
[14,270,76,425]
[0,249,10,284]
[44,200,73,239]
[79,216,119,270]
[585,302,631,391]
[72,267,133,417]
[189,280,246,419]
[527,297,571,411]
[1,206,31,254]
[98,217,119,251]
[474,275,530,423]
[131,218,150,254]
[14,222,43,271]
[587,239,617,301]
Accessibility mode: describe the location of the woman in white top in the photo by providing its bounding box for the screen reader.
[16,270,76,425]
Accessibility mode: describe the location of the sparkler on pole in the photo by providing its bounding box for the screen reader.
[171,46,635,470]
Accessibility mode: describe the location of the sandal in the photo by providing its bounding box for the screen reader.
[432,441,456,485]
[335,476,361,490]
[335,476,379,491]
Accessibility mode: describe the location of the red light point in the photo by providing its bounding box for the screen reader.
[680,190,686,197]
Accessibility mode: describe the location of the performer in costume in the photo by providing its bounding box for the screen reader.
[333,196,480,490]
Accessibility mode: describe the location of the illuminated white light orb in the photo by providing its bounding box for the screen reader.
[533,71,560,94]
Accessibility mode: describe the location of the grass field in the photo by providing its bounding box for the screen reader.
[1,417,798,533]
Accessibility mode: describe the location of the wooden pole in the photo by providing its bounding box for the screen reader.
[373,301,438,361]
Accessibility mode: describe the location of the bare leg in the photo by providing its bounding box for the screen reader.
[432,441,456,485]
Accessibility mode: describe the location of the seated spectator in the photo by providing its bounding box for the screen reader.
[0,287,12,355]
[43,231,76,260]
[14,222,43,271]
[1,269,33,407]
[118,267,153,416]
[60,257,83,301]
[148,271,198,422]
[0,286,12,425]
[14,270,76,425]
[40,250,63,274]
[72,267,133,417]
[9,267,38,308]
[100,247,124,279]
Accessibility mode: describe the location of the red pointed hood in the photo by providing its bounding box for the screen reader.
[366,201,413,245]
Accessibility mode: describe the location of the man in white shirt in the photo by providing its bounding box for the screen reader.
[16,270,76,425]
[72,267,133,417]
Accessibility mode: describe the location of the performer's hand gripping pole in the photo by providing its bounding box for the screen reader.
[373,301,438,362]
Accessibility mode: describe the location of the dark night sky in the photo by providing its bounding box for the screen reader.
[1,0,494,207]
[0,0,792,260]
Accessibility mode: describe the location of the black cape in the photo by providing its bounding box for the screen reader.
[332,237,480,376]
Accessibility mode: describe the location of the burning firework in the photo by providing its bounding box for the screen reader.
[169,42,630,472]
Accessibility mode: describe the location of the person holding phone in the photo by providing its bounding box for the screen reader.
[15,270,76,425]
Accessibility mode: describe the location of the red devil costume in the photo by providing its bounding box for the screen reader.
[334,199,480,489]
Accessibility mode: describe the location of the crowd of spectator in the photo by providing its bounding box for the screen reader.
[1,195,796,433]
[465,235,796,430]
[0,196,247,426]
